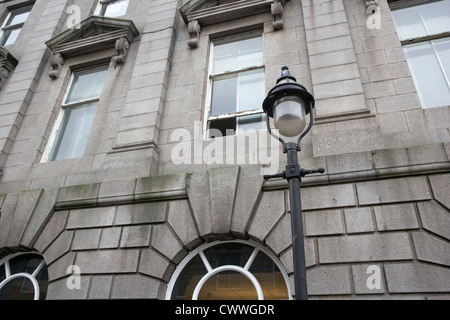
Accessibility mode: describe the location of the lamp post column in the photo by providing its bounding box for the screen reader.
[284,142,308,301]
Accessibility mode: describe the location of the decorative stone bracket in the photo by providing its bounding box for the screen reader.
[0,47,18,90]
[180,0,288,49]
[112,37,130,66]
[45,16,139,79]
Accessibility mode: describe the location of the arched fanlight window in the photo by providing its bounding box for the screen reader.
[0,252,49,300]
[166,240,292,300]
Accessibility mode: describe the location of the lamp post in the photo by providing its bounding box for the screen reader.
[262,66,325,300]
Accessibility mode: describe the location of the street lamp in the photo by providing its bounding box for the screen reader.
[262,66,325,300]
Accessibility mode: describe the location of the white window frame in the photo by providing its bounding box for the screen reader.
[41,65,108,163]
[94,0,129,18]
[165,239,293,300]
[0,5,31,46]
[390,0,450,109]
[0,252,47,301]
[204,33,266,139]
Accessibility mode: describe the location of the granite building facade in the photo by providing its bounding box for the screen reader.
[0,0,449,300]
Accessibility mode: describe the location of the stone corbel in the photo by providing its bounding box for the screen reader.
[188,19,201,49]
[0,47,18,89]
[48,52,65,80]
[113,37,130,67]
[271,0,284,31]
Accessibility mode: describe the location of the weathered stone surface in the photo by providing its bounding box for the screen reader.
[43,231,74,264]
[417,201,450,240]
[187,171,213,237]
[385,262,450,293]
[373,203,419,231]
[139,249,174,282]
[67,207,115,229]
[111,274,164,299]
[318,233,413,263]
[248,191,285,241]
[412,231,450,267]
[75,250,140,274]
[47,276,90,300]
[305,209,343,236]
[301,183,356,210]
[120,225,152,248]
[344,207,374,234]
[356,177,431,205]
[307,265,352,296]
[230,165,264,237]
[115,202,166,225]
[72,229,101,250]
[152,223,186,263]
[209,166,240,235]
[88,276,114,299]
[167,200,199,249]
[429,174,450,210]
[34,211,69,253]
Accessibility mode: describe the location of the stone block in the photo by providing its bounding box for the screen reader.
[385,262,450,293]
[43,231,74,264]
[152,223,186,263]
[46,277,90,300]
[231,165,264,237]
[7,189,43,246]
[279,238,316,274]
[429,174,450,210]
[139,249,174,282]
[187,171,213,237]
[307,265,352,296]
[412,231,450,267]
[34,211,69,253]
[344,207,374,234]
[99,227,122,249]
[356,177,431,205]
[167,200,199,249]
[266,214,292,254]
[352,264,386,295]
[67,207,116,229]
[305,209,343,236]
[417,201,450,241]
[111,274,164,299]
[115,202,167,225]
[374,203,419,231]
[208,166,240,235]
[72,229,101,250]
[135,173,187,197]
[88,276,114,299]
[46,251,76,282]
[20,188,59,248]
[326,151,374,175]
[301,183,356,210]
[0,193,19,247]
[56,183,101,207]
[120,225,152,248]
[248,190,285,241]
[75,250,140,274]
[318,233,413,263]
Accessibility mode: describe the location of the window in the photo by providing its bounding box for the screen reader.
[391,0,450,109]
[167,241,291,300]
[206,35,266,138]
[43,66,108,162]
[0,6,31,46]
[0,253,49,300]
[95,0,129,18]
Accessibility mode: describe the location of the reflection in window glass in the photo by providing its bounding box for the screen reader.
[169,241,290,301]
[0,7,31,46]
[99,0,129,18]
[404,39,450,108]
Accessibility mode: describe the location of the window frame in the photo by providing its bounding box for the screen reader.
[94,0,129,18]
[0,5,31,46]
[390,0,450,109]
[0,252,48,301]
[204,32,266,139]
[41,65,109,163]
[165,239,293,300]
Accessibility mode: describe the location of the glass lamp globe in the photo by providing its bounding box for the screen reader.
[273,96,307,137]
